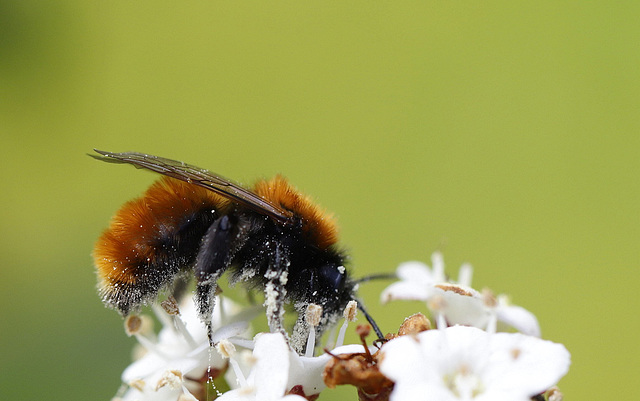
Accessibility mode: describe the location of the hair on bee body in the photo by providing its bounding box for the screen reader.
[91,150,382,353]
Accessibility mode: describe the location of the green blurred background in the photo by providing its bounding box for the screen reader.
[1,1,637,399]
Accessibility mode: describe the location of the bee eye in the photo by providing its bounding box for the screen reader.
[319,265,345,291]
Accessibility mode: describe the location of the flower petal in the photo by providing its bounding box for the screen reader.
[379,334,433,384]
[433,286,490,328]
[496,305,541,337]
[287,344,366,396]
[381,281,434,303]
[396,261,435,282]
[483,332,570,397]
[254,333,291,401]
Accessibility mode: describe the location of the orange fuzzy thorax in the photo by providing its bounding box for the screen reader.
[253,175,339,249]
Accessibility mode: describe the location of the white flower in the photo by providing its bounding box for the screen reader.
[117,370,198,401]
[381,253,540,336]
[379,325,571,401]
[119,296,254,400]
[430,284,540,337]
[380,252,450,303]
[218,332,365,401]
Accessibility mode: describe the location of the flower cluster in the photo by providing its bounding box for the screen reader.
[380,252,540,336]
[377,252,569,401]
[107,252,570,401]
[380,325,568,401]
[112,296,365,401]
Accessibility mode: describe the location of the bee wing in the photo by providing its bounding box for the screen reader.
[91,149,290,222]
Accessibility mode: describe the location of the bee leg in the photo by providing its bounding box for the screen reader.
[195,215,236,345]
[264,243,289,342]
[195,280,218,346]
[290,269,318,354]
[291,311,312,355]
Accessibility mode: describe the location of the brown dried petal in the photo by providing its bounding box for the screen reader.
[323,352,394,398]
[435,283,474,296]
[397,313,431,336]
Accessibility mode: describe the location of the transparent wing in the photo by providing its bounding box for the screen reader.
[91,149,290,222]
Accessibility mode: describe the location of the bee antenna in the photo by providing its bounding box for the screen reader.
[354,273,397,284]
[356,301,385,340]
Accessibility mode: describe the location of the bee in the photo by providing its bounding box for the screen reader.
[91,150,381,353]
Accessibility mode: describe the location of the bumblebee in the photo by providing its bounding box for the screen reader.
[91,150,379,353]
